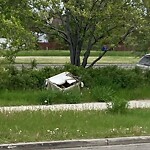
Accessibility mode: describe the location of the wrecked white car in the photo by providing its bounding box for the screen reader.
[45,72,84,91]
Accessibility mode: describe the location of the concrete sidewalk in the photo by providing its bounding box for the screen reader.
[0,100,150,112]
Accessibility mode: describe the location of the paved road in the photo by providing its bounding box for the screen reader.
[1,143,150,150]
[54,143,150,150]
[14,63,136,69]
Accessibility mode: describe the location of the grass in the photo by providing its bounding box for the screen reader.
[0,109,150,144]
[0,85,150,106]
[116,86,150,101]
[0,50,140,64]
[14,50,136,57]
[0,90,43,106]
[11,56,139,64]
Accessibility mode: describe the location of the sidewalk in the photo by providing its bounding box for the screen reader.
[0,100,150,112]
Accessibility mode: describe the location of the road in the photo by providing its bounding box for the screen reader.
[1,143,150,150]
[14,63,136,69]
[52,143,150,150]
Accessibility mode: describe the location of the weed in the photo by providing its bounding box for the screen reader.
[106,96,128,114]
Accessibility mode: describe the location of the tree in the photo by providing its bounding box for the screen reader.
[126,0,150,55]
[30,0,144,67]
[0,0,147,66]
[0,0,36,63]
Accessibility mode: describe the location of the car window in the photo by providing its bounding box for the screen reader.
[139,56,150,66]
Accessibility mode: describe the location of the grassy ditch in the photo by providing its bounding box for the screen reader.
[0,109,150,144]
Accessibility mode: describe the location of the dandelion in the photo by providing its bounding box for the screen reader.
[44,100,48,104]
[112,128,115,131]
[18,130,22,134]
[55,128,59,131]
[140,126,143,129]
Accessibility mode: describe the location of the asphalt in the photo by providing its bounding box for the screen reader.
[0,136,150,149]
[1,100,150,149]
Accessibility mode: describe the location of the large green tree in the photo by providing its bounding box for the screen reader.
[126,0,150,54]
[0,0,147,66]
[30,0,144,67]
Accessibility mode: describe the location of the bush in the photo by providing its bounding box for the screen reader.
[63,90,81,104]
[106,96,128,114]
[91,86,115,102]
[38,90,81,105]
[0,64,148,93]
[38,90,58,105]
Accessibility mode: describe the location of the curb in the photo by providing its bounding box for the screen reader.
[0,136,150,149]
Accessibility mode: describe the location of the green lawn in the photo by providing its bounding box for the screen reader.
[11,56,139,64]
[14,50,137,57]
[0,86,150,106]
[0,109,149,144]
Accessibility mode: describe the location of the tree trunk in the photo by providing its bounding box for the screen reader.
[69,43,75,65]
[87,50,107,68]
[69,43,82,66]
[81,37,94,67]
[75,49,81,66]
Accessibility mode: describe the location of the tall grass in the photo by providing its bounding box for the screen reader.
[0,85,150,106]
[115,85,150,100]
[0,90,82,106]
[0,109,150,144]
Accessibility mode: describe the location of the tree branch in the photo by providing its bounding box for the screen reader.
[87,26,135,68]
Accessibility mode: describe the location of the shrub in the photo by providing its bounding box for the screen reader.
[38,89,81,105]
[63,90,81,104]
[38,90,58,105]
[91,86,115,102]
[106,96,128,114]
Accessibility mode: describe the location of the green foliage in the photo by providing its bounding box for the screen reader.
[38,90,81,105]
[29,0,145,67]
[38,90,57,105]
[63,90,81,104]
[0,65,150,106]
[0,64,147,91]
[0,109,150,143]
[107,96,128,114]
[91,86,115,102]
[30,59,37,69]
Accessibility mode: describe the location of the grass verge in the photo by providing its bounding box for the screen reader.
[0,109,149,144]
[12,56,139,64]
[0,85,150,106]
[14,50,136,57]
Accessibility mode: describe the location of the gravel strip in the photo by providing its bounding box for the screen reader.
[0,100,150,112]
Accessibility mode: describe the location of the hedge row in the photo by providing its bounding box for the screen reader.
[0,64,150,90]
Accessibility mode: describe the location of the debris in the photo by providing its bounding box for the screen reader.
[45,72,84,91]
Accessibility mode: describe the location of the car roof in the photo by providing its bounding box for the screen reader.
[145,54,150,56]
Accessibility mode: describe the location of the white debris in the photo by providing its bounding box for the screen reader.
[45,72,83,91]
